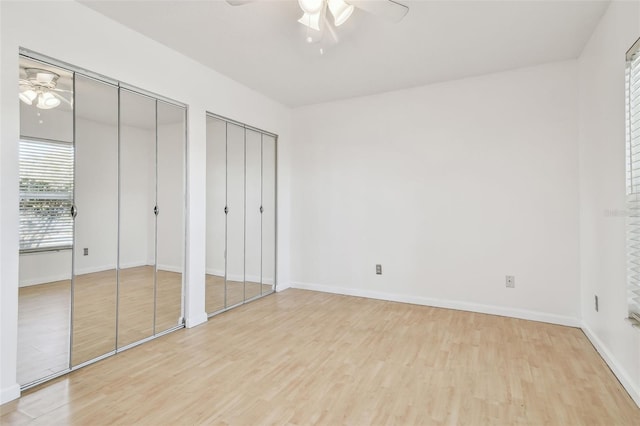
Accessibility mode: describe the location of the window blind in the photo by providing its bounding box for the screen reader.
[19,139,74,252]
[626,39,640,321]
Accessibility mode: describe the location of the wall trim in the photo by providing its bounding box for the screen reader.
[581,323,640,408]
[1,383,20,404]
[290,281,581,327]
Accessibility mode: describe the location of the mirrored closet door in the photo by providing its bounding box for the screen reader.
[205,114,277,316]
[17,57,74,386]
[17,52,187,388]
[72,75,119,367]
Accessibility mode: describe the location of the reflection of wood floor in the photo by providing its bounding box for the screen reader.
[17,280,70,386]
[205,274,273,314]
[4,289,640,424]
[18,266,182,386]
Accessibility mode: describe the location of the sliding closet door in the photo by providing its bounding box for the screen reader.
[155,101,185,333]
[262,135,277,293]
[71,75,118,366]
[17,57,74,385]
[226,123,245,307]
[245,129,262,301]
[118,90,156,348]
[206,117,227,314]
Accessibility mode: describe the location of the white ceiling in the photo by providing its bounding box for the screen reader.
[79,0,610,107]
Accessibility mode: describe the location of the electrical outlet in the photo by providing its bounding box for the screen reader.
[376,264,382,275]
[595,295,599,312]
[506,275,515,288]
[83,248,88,256]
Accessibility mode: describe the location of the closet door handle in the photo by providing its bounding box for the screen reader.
[224,206,229,215]
[70,205,78,218]
[154,205,159,216]
[259,206,263,214]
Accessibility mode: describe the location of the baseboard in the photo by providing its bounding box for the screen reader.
[276,281,291,292]
[290,282,581,327]
[581,323,640,407]
[1,383,20,404]
[19,273,71,287]
[119,261,152,269]
[205,268,275,285]
[157,264,182,274]
[185,311,208,328]
[74,264,115,275]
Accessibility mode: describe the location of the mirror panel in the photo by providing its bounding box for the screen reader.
[226,123,245,307]
[155,101,185,333]
[117,90,156,348]
[17,57,74,385]
[262,135,276,293]
[205,117,227,314]
[245,130,262,301]
[71,75,118,366]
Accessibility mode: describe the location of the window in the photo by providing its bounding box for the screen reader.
[19,139,74,252]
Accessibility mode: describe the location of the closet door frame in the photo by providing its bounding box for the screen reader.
[205,111,278,318]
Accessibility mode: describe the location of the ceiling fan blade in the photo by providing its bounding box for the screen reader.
[52,88,73,94]
[350,0,409,23]
[225,0,255,6]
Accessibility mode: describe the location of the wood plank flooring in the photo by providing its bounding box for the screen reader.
[3,289,640,425]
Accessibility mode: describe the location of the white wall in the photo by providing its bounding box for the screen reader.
[291,60,580,324]
[1,0,292,404]
[578,0,640,406]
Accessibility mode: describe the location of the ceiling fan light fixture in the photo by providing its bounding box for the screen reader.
[298,11,322,31]
[298,0,324,14]
[328,0,354,26]
[19,89,38,106]
[37,92,61,110]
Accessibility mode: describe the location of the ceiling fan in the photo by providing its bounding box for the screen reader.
[19,68,72,110]
[226,0,409,45]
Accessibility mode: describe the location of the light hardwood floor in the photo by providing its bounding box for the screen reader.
[4,289,640,425]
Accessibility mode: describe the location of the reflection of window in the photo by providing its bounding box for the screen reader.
[19,139,74,252]
[627,39,640,321]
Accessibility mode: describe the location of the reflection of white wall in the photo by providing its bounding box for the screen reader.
[225,125,245,282]
[18,250,71,286]
[157,119,185,272]
[20,102,73,142]
[262,136,276,285]
[119,124,155,269]
[206,118,226,277]
[74,117,118,274]
[245,131,262,283]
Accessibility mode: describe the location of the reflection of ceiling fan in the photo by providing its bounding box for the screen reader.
[227,0,409,44]
[19,68,72,110]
